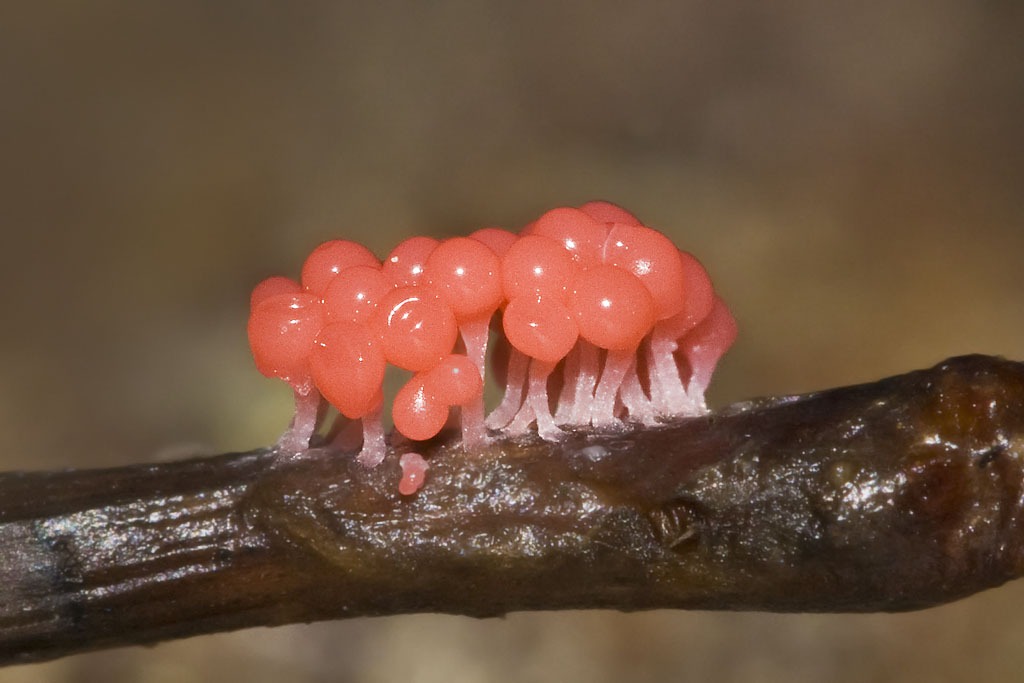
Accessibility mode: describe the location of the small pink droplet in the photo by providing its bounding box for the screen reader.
[398,452,429,496]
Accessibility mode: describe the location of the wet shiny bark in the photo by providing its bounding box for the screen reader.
[1,355,1023,665]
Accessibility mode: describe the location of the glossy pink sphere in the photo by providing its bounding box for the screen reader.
[501,234,578,303]
[382,236,439,288]
[322,265,390,324]
[374,287,458,371]
[392,374,449,441]
[603,223,687,320]
[530,207,609,269]
[425,354,484,406]
[310,321,386,419]
[570,265,655,351]
[247,292,325,387]
[301,240,379,296]
[469,227,518,256]
[424,237,503,322]
[250,276,301,310]
[502,295,579,363]
[578,200,641,226]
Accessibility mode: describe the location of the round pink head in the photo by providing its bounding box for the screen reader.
[469,227,518,257]
[603,224,687,320]
[322,265,390,324]
[310,321,386,419]
[373,287,458,372]
[502,295,579,363]
[301,240,380,296]
[501,234,578,303]
[392,374,449,442]
[672,250,716,334]
[570,265,655,351]
[530,207,609,270]
[250,276,301,310]
[578,200,641,226]
[247,292,325,388]
[424,237,503,322]
[425,353,484,406]
[382,236,439,288]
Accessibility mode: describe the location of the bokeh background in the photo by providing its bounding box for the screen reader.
[2,2,1022,681]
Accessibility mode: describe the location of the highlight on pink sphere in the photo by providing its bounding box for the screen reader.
[247,292,326,387]
[374,287,458,371]
[382,236,439,288]
[603,223,687,320]
[322,265,390,324]
[250,276,301,310]
[392,374,449,442]
[501,234,578,303]
[424,237,503,322]
[570,264,655,351]
[310,321,386,419]
[502,295,579,363]
[301,240,380,296]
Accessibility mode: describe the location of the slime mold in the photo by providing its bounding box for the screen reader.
[247,201,737,477]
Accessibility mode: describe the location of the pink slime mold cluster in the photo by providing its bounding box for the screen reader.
[247,201,737,472]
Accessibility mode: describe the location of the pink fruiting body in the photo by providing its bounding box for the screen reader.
[322,265,389,324]
[529,207,608,269]
[250,276,302,310]
[501,235,577,302]
[502,295,578,363]
[645,250,716,416]
[247,202,737,474]
[247,291,326,453]
[425,354,483,407]
[392,373,449,442]
[603,223,687,320]
[469,227,518,256]
[309,321,385,419]
[569,264,655,352]
[382,236,439,288]
[301,240,380,296]
[578,200,642,226]
[422,237,503,448]
[677,295,738,406]
[425,238,503,321]
[375,287,458,372]
[247,292,325,389]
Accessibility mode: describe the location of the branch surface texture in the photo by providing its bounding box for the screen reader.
[1,355,1023,665]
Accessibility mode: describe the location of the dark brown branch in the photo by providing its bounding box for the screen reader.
[2,355,1023,665]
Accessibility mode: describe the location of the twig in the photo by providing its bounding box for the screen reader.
[1,355,1022,666]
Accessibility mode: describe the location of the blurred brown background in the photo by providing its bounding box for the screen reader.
[1,1,1022,681]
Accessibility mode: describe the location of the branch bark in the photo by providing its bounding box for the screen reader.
[2,355,1023,665]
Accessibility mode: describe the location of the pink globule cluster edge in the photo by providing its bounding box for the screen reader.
[247,201,737,468]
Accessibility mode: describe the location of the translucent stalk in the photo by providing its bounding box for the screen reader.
[590,349,633,427]
[485,349,529,430]
[278,387,323,453]
[506,359,563,441]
